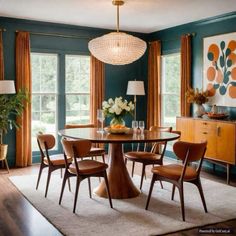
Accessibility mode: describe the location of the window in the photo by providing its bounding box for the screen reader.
[31,53,58,151]
[161,53,181,129]
[65,55,90,124]
[31,53,91,153]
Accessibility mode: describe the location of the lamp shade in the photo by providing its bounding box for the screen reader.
[89,32,147,65]
[0,80,16,94]
[126,81,145,95]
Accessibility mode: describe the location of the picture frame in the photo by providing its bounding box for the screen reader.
[203,32,236,107]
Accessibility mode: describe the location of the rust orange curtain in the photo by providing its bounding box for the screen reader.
[15,31,32,167]
[0,30,4,80]
[147,40,161,129]
[180,34,192,116]
[90,55,105,126]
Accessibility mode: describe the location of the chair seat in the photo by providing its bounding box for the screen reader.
[152,164,197,181]
[88,147,105,156]
[125,151,161,163]
[69,160,108,175]
[43,154,72,166]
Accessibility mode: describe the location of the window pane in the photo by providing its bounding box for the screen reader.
[161,53,180,129]
[65,55,90,93]
[65,55,91,124]
[66,94,90,124]
[31,53,58,152]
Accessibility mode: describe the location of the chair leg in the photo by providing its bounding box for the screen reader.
[140,164,146,190]
[104,171,113,208]
[196,179,208,213]
[36,164,43,190]
[88,177,92,198]
[159,180,164,189]
[45,168,52,198]
[68,178,71,192]
[102,154,105,163]
[73,178,81,213]
[131,161,135,177]
[4,159,10,173]
[171,184,175,200]
[145,174,156,210]
[177,184,185,221]
[59,173,68,204]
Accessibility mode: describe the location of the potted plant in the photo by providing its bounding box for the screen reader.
[186,88,209,117]
[0,88,28,166]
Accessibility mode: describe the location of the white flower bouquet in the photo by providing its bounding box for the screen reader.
[102,97,134,127]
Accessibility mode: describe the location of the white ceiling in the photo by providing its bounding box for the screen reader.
[0,0,236,33]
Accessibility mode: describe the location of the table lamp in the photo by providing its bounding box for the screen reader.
[0,80,16,94]
[126,80,145,120]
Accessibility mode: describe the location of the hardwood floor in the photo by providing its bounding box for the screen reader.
[0,158,235,236]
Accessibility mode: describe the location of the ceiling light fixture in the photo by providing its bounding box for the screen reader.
[88,0,147,65]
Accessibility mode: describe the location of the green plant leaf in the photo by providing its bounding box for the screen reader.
[223,73,229,84]
[220,41,225,50]
[225,48,231,57]
[219,85,226,95]
[220,56,225,67]
[213,84,220,89]
[230,81,236,87]
[207,52,214,61]
[227,59,232,67]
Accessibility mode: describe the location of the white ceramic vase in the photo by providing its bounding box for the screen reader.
[195,104,205,117]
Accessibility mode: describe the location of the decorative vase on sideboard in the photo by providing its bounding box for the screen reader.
[195,104,205,117]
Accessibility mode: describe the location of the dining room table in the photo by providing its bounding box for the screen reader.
[58,127,180,199]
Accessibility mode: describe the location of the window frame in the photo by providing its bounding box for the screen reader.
[31,49,91,162]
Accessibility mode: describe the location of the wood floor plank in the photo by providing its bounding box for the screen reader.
[0,158,235,236]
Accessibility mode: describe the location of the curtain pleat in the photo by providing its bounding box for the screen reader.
[15,31,32,167]
[147,41,161,129]
[0,31,4,80]
[90,55,105,126]
[180,34,192,117]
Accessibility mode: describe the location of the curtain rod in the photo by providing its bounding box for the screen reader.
[0,28,6,32]
[15,30,91,40]
[149,32,196,44]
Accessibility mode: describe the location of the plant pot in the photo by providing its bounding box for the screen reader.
[0,144,8,161]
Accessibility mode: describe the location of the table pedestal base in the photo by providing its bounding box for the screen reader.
[94,143,140,199]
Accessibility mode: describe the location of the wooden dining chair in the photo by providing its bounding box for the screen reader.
[36,133,72,197]
[59,138,113,213]
[145,140,208,221]
[65,124,106,163]
[124,126,172,190]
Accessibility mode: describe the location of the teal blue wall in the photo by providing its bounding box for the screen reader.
[148,12,236,118]
[1,12,236,176]
[148,12,236,175]
[0,17,148,166]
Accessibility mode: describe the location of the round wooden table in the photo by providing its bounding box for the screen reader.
[58,128,180,199]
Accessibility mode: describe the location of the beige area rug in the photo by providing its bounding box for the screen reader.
[9,173,236,236]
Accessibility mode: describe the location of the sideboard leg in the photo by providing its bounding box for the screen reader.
[227,164,231,185]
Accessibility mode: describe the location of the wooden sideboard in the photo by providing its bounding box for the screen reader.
[176,117,236,184]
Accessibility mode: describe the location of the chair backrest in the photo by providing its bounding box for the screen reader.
[149,126,172,132]
[65,124,95,129]
[173,141,207,162]
[148,126,172,154]
[61,138,92,159]
[37,134,55,151]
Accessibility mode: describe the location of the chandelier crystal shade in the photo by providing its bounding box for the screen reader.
[88,0,147,65]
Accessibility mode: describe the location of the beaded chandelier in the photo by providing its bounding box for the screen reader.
[88,0,147,66]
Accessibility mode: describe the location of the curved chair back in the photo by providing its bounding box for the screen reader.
[149,126,172,154]
[65,124,95,129]
[37,134,55,151]
[149,126,172,132]
[61,139,92,159]
[173,141,207,162]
